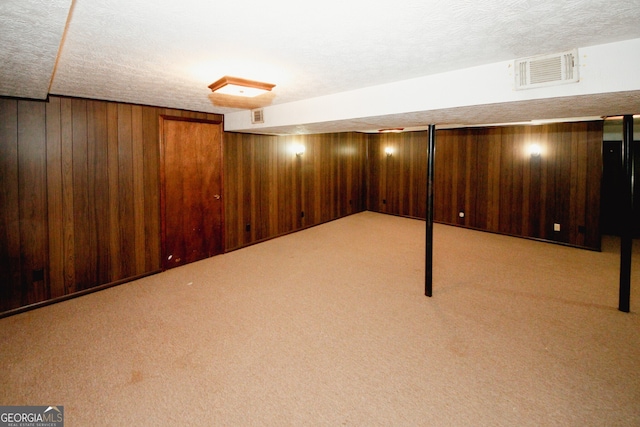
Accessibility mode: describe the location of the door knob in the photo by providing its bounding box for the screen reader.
[214,194,221,200]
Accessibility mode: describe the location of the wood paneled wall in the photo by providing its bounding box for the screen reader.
[223,132,367,250]
[367,132,427,218]
[0,93,603,314]
[368,122,603,249]
[0,96,367,313]
[0,96,222,312]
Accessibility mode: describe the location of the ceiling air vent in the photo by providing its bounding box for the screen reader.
[251,108,264,124]
[515,49,578,90]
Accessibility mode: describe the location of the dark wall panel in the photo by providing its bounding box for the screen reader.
[45,97,64,299]
[368,132,427,219]
[0,94,603,314]
[17,101,48,305]
[0,100,21,311]
[223,132,367,252]
[0,96,223,313]
[367,122,603,250]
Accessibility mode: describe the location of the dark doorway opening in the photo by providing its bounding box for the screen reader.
[601,140,639,237]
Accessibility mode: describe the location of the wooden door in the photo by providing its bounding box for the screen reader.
[161,117,223,269]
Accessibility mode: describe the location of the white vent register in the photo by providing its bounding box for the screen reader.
[251,108,264,124]
[515,49,578,90]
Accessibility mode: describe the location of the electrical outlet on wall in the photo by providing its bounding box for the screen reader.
[554,223,561,232]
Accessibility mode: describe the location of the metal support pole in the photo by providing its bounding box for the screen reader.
[619,115,634,312]
[426,124,436,297]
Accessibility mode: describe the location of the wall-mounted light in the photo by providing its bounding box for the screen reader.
[293,143,306,157]
[384,147,394,157]
[527,143,542,157]
[208,76,275,97]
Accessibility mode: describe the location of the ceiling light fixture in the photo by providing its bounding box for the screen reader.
[208,76,275,97]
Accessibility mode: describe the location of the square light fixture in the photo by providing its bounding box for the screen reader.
[208,76,275,97]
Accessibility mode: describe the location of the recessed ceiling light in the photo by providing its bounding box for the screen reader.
[208,76,275,97]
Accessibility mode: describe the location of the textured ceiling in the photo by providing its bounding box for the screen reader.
[0,0,72,99]
[2,0,640,133]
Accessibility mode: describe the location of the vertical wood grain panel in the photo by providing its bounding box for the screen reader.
[384,135,397,214]
[72,98,95,290]
[557,124,573,243]
[117,104,135,278]
[486,128,502,231]
[398,135,409,216]
[523,127,543,237]
[319,135,334,220]
[239,133,250,245]
[433,131,446,222]
[569,124,582,245]
[107,103,121,280]
[520,126,532,237]
[0,99,21,310]
[352,134,367,215]
[473,131,488,230]
[322,135,335,220]
[142,107,161,271]
[17,100,48,304]
[131,105,146,273]
[408,132,417,218]
[223,133,239,249]
[325,134,337,219]
[267,138,279,235]
[415,133,428,220]
[46,97,64,298]
[301,135,316,225]
[451,132,463,224]
[463,130,475,226]
[87,100,111,285]
[255,136,268,240]
[367,136,381,212]
[585,123,603,248]
[313,137,326,224]
[543,125,560,240]
[512,130,524,236]
[338,134,350,217]
[85,101,99,288]
[242,136,254,245]
[60,98,76,293]
[498,128,515,234]
[292,135,303,228]
[445,131,458,223]
[310,136,323,223]
[276,136,290,233]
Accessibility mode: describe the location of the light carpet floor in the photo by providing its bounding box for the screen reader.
[1,211,639,426]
